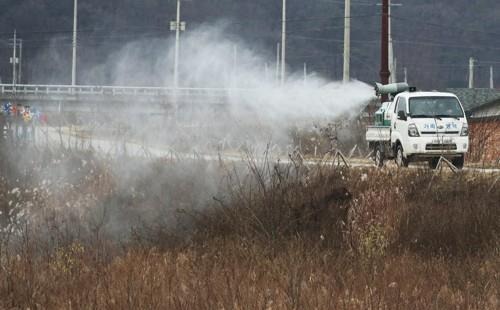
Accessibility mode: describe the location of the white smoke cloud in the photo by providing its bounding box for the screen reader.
[1,24,376,241]
[85,23,375,153]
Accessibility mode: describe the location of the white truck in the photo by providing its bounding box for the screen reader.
[366,83,469,169]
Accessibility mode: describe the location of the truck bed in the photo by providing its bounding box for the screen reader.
[366,126,391,142]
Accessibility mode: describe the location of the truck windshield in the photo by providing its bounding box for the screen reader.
[409,97,464,118]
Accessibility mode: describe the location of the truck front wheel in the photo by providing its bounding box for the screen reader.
[428,157,439,169]
[395,144,409,167]
[374,144,384,168]
[452,155,465,170]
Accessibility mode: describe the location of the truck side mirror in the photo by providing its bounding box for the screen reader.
[397,110,407,121]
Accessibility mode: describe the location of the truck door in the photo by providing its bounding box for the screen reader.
[391,97,409,151]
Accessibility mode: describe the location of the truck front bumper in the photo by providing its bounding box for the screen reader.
[405,136,469,158]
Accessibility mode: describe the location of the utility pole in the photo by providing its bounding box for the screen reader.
[18,39,23,84]
[72,0,78,86]
[380,0,390,101]
[393,57,397,83]
[233,45,238,86]
[388,0,393,83]
[343,0,350,83]
[490,66,494,89]
[281,0,287,85]
[388,3,403,83]
[170,0,187,88]
[378,1,402,83]
[276,42,281,83]
[174,0,181,88]
[233,45,238,69]
[468,57,475,89]
[404,67,407,83]
[11,30,17,86]
[304,63,307,84]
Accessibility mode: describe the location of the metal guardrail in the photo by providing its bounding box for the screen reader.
[0,84,248,98]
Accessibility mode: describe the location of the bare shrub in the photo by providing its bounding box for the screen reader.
[0,146,499,308]
[397,172,500,256]
[468,118,500,164]
[192,157,353,250]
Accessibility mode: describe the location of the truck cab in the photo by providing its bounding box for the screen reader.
[366,85,469,169]
[390,92,468,168]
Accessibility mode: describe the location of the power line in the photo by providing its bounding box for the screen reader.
[479,60,500,65]
[288,25,346,35]
[0,17,383,46]
[0,26,169,38]
[288,52,343,60]
[321,0,375,6]
[288,34,378,45]
[0,33,168,48]
[370,18,500,51]
[402,63,489,68]
[3,31,500,56]
[6,34,499,57]
[391,15,500,37]
[0,14,381,39]
[286,14,380,23]
[0,36,168,50]
[393,39,500,51]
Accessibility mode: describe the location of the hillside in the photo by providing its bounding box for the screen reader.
[0,0,499,89]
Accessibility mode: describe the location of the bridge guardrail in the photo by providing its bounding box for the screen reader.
[0,84,252,98]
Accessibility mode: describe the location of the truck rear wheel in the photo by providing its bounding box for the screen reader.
[395,144,409,167]
[374,144,384,168]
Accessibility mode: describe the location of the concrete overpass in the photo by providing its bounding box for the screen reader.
[0,84,243,113]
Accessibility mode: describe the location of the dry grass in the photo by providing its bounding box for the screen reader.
[0,146,499,309]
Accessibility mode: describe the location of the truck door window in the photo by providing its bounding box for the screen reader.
[397,98,407,115]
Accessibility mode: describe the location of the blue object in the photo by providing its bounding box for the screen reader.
[2,102,11,115]
[32,108,41,121]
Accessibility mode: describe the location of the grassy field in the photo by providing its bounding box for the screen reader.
[0,146,499,309]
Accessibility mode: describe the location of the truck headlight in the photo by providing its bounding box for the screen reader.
[460,123,469,136]
[408,123,420,137]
